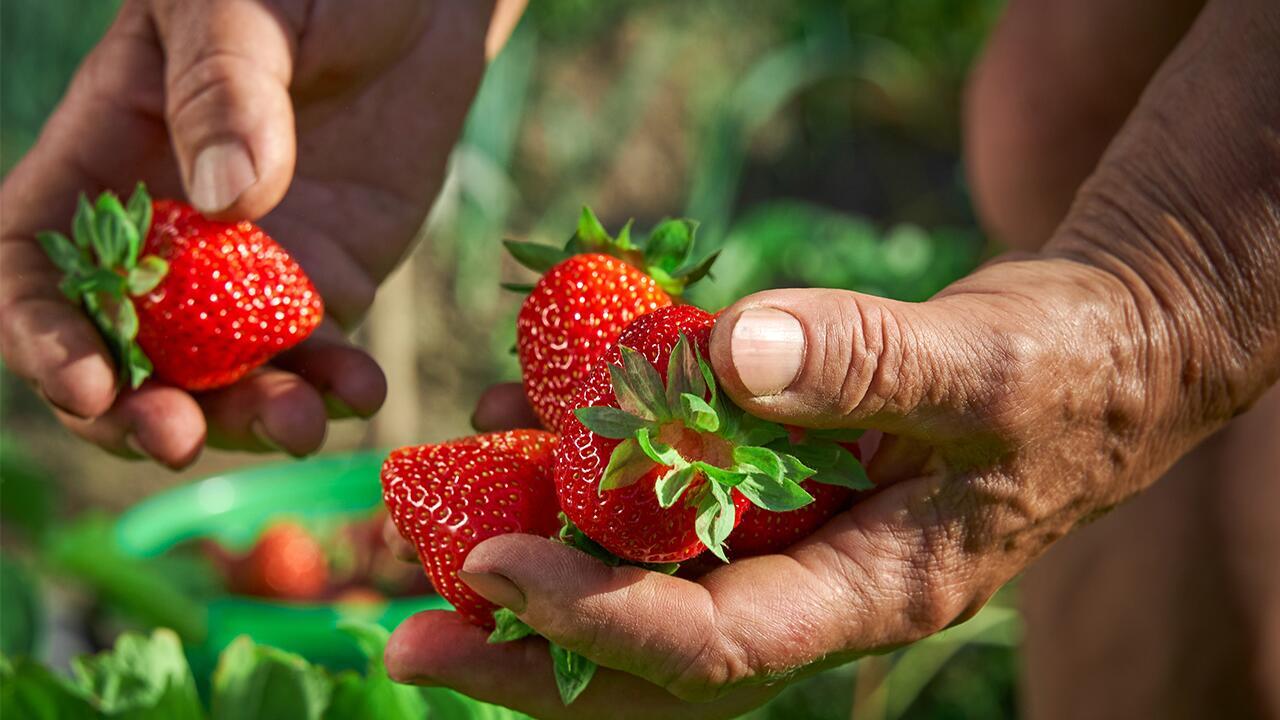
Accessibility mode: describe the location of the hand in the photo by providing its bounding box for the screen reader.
[0,0,518,467]
[383,0,1280,715]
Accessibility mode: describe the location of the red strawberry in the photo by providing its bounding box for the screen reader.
[226,521,330,601]
[506,208,717,433]
[37,184,322,390]
[381,430,558,628]
[729,436,867,557]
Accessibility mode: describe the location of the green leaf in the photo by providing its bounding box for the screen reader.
[72,194,97,252]
[575,206,611,249]
[643,218,696,273]
[814,446,873,490]
[503,240,568,273]
[615,345,670,420]
[698,356,718,406]
[732,445,785,482]
[94,193,134,268]
[126,256,168,296]
[665,334,707,409]
[694,482,736,562]
[734,413,789,447]
[655,465,697,508]
[693,461,749,488]
[125,183,153,246]
[499,282,536,293]
[71,629,203,720]
[735,474,814,512]
[488,609,536,644]
[125,343,154,389]
[116,298,140,341]
[680,393,720,432]
[599,439,656,492]
[1,656,97,720]
[0,557,41,658]
[549,644,596,705]
[330,620,433,720]
[673,250,720,285]
[574,406,652,439]
[36,232,84,275]
[212,636,332,720]
[635,427,683,467]
[66,268,126,297]
[615,219,635,250]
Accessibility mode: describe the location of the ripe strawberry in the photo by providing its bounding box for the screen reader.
[558,306,869,564]
[505,208,717,433]
[728,435,868,557]
[381,430,559,629]
[226,521,330,601]
[38,184,322,390]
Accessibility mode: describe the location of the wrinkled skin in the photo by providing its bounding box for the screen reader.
[0,0,520,466]
[384,1,1280,718]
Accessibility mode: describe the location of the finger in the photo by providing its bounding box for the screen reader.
[271,324,387,420]
[149,0,299,218]
[57,383,206,469]
[471,382,541,431]
[384,611,776,720]
[199,367,328,456]
[708,289,993,437]
[382,516,418,563]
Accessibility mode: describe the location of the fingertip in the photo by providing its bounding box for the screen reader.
[256,380,327,456]
[43,352,118,419]
[385,611,481,685]
[471,382,539,431]
[329,352,386,419]
[121,386,207,469]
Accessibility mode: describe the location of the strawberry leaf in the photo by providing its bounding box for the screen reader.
[126,256,169,296]
[635,427,683,467]
[499,282,536,293]
[37,232,85,275]
[736,474,814,512]
[124,344,153,389]
[576,206,611,249]
[67,268,126,297]
[574,406,652,439]
[673,250,721,285]
[115,298,140,341]
[503,240,569,273]
[815,447,872,490]
[488,609,536,644]
[732,445,785,482]
[698,356,718,406]
[95,193,136,268]
[694,481,736,562]
[643,218,696,274]
[615,219,635,250]
[680,393,719,432]
[73,194,98,252]
[613,346,670,420]
[125,182,153,245]
[664,334,702,408]
[550,643,596,705]
[600,438,655,492]
[655,465,697,508]
[734,413,789,447]
[693,461,748,487]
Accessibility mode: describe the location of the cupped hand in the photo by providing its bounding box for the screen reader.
[0,0,512,467]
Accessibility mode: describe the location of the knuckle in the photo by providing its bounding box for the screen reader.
[819,296,913,421]
[165,48,269,133]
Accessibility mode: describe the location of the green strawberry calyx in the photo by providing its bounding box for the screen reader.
[36,183,165,389]
[503,206,718,296]
[574,334,872,562]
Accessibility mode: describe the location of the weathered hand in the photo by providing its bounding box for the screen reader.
[384,0,1279,716]
[0,0,514,467]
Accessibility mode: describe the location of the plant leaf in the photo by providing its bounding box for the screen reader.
[95,193,137,268]
[665,334,706,409]
[499,282,536,293]
[576,206,611,249]
[635,427,684,467]
[72,194,97,252]
[615,218,635,250]
[813,445,873,490]
[115,298,140,341]
[126,256,169,296]
[734,413,789,447]
[36,232,84,275]
[735,474,814,512]
[599,438,656,492]
[732,445,785,482]
[488,609,537,644]
[550,643,596,705]
[125,342,154,389]
[655,465,697,508]
[698,356,718,406]
[211,636,331,720]
[126,183,153,245]
[71,629,203,719]
[694,482,736,562]
[574,406,652,439]
[673,250,721,285]
[609,346,669,420]
[693,461,748,488]
[503,240,568,273]
[643,218,696,273]
[680,393,720,432]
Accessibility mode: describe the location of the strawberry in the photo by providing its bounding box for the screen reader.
[505,208,718,433]
[226,521,330,601]
[37,184,322,390]
[558,305,871,563]
[728,435,868,557]
[381,430,559,629]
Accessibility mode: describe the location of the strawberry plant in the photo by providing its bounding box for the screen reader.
[37,184,323,390]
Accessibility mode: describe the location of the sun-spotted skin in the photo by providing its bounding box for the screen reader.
[556,306,751,564]
[517,253,671,433]
[381,430,559,628]
[135,200,323,390]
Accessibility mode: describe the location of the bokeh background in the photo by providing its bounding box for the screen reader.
[1,1,1019,718]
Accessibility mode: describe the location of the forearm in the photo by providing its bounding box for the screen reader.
[1047,0,1280,436]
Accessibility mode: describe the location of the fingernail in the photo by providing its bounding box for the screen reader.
[458,570,526,613]
[190,141,256,214]
[730,308,805,396]
[322,393,357,420]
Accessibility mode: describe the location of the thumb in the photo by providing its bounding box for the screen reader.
[709,288,988,435]
[151,0,297,219]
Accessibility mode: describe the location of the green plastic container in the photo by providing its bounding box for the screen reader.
[114,450,450,674]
